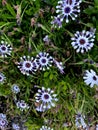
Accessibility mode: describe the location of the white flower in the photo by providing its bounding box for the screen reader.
[71,29,95,53]
[83,69,98,88]
[0,114,6,119]
[35,104,46,112]
[0,72,6,84]
[12,123,20,130]
[75,113,87,129]
[35,87,58,112]
[17,56,37,76]
[16,100,29,111]
[51,16,62,28]
[56,0,81,23]
[11,84,20,94]
[53,59,65,74]
[43,35,50,43]
[0,40,12,57]
[35,52,53,71]
[96,124,98,130]
[0,113,8,129]
[40,125,53,130]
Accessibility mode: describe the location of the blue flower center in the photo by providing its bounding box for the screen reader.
[79,39,85,45]
[93,76,97,80]
[44,94,49,99]
[41,58,46,64]
[64,7,71,14]
[25,62,31,68]
[1,46,6,51]
[0,76,2,80]
[21,103,25,106]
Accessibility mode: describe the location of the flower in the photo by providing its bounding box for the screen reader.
[83,69,98,88]
[56,0,81,23]
[17,56,37,76]
[35,52,53,71]
[35,104,45,112]
[0,114,6,119]
[53,59,65,74]
[40,125,53,130]
[11,84,20,94]
[16,100,29,111]
[0,40,12,57]
[75,113,87,129]
[96,124,98,130]
[0,72,6,84]
[12,123,20,130]
[0,113,8,129]
[51,16,62,28]
[43,35,50,43]
[71,30,95,53]
[35,87,58,112]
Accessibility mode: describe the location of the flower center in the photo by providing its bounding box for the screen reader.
[1,46,6,51]
[1,120,5,125]
[25,62,31,68]
[0,76,2,80]
[44,94,49,99]
[15,86,18,90]
[64,7,71,14]
[79,39,85,45]
[21,103,25,106]
[93,76,97,81]
[41,58,47,64]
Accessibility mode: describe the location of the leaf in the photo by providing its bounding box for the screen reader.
[49,73,53,80]
[0,22,15,29]
[44,72,49,77]
[40,24,51,34]
[0,22,6,26]
[6,3,16,17]
[84,6,97,15]
[94,0,98,6]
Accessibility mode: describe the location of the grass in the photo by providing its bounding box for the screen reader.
[0,0,98,129]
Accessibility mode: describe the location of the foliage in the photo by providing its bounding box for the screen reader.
[0,0,98,130]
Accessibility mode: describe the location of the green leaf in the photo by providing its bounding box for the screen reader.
[44,72,49,78]
[6,3,16,17]
[94,0,98,6]
[49,73,53,80]
[84,6,97,15]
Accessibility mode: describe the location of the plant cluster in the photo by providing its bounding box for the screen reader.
[0,0,98,130]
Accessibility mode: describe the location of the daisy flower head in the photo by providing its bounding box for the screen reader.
[17,56,37,76]
[0,113,6,119]
[0,113,8,129]
[16,100,29,111]
[35,104,46,112]
[96,124,98,130]
[75,113,87,129]
[83,69,98,88]
[71,29,95,53]
[43,35,50,43]
[40,125,53,130]
[0,40,12,57]
[35,87,58,112]
[11,84,20,94]
[35,52,53,71]
[51,16,62,28]
[56,0,81,23]
[0,72,6,84]
[12,123,20,130]
[53,58,65,74]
